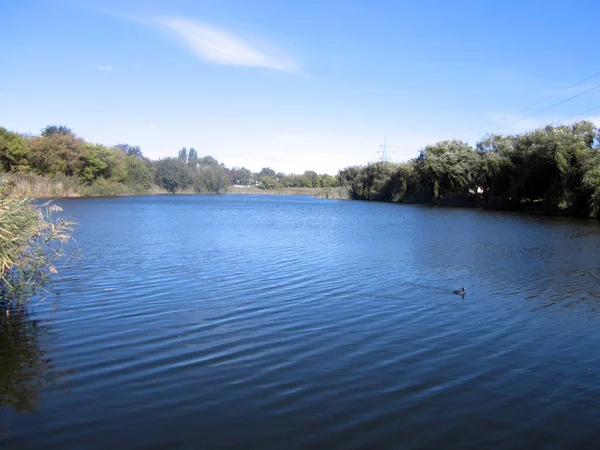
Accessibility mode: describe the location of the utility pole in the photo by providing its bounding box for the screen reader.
[377,137,395,162]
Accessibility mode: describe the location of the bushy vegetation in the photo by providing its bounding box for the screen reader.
[337,121,600,218]
[0,125,337,196]
[2,121,599,217]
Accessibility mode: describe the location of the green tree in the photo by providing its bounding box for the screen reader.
[304,171,318,188]
[259,175,278,190]
[195,163,230,193]
[41,125,72,137]
[582,152,600,217]
[475,134,515,200]
[178,148,188,164]
[414,140,478,200]
[28,130,87,177]
[154,158,194,193]
[258,167,276,181]
[82,144,127,183]
[0,127,30,172]
[233,167,252,185]
[114,143,143,159]
[200,155,219,166]
[188,148,198,168]
[317,174,336,188]
[125,156,154,192]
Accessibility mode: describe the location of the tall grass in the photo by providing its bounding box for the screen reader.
[315,186,351,200]
[2,172,165,198]
[0,182,75,310]
[4,172,84,198]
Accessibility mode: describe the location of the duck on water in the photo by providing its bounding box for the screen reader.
[453,287,466,296]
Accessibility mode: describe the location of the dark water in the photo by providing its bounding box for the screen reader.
[2,195,600,449]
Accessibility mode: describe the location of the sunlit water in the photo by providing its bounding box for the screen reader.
[2,195,600,449]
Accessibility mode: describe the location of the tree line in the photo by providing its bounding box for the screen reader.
[2,121,600,217]
[337,121,600,218]
[0,125,336,195]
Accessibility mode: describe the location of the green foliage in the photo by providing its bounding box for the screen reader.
[4,120,598,217]
[318,174,337,188]
[259,175,279,190]
[178,147,188,163]
[84,178,129,197]
[201,155,219,166]
[255,170,337,190]
[154,158,194,193]
[0,127,30,172]
[125,156,153,192]
[258,167,276,181]
[231,167,252,185]
[414,140,478,200]
[41,125,72,137]
[195,163,230,193]
[152,154,232,194]
[337,121,600,218]
[188,148,198,168]
[582,151,600,217]
[28,131,87,177]
[304,171,318,187]
[114,143,143,159]
[1,123,343,197]
[82,144,126,183]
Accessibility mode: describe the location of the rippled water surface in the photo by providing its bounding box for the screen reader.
[2,195,600,449]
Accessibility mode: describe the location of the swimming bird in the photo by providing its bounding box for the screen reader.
[453,287,466,296]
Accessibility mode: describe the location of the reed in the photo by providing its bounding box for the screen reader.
[314,186,351,200]
[3,172,83,198]
[0,179,75,310]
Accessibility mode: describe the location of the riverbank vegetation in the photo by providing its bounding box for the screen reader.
[0,125,336,197]
[337,121,600,218]
[1,121,599,217]
[0,178,75,311]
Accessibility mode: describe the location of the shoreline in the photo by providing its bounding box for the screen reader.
[1,173,350,200]
[3,173,597,219]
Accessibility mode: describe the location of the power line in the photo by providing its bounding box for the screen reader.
[498,69,600,121]
[500,81,600,129]
[579,109,600,121]
[563,105,600,122]
[464,69,600,141]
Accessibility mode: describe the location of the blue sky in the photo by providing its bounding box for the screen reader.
[2,0,600,174]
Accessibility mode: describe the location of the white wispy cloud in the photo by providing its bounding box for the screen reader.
[147,17,297,71]
[97,65,116,71]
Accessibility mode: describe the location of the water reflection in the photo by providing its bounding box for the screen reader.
[0,310,67,413]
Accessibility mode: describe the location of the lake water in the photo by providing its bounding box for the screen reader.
[2,195,600,449]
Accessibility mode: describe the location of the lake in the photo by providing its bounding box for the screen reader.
[2,195,600,449]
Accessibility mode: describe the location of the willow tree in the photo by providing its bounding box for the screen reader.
[582,151,600,217]
[414,140,479,201]
[503,122,596,208]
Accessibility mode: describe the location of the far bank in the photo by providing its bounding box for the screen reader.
[0,173,350,200]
